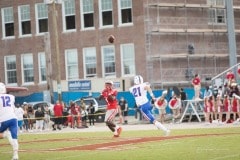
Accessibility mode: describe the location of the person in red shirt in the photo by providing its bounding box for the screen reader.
[53,100,64,130]
[226,70,235,86]
[192,74,201,100]
[99,80,122,137]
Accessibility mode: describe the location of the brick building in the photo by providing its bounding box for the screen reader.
[0,0,146,100]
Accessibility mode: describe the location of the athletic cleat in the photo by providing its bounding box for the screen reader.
[12,154,18,160]
[113,134,119,138]
[117,127,122,137]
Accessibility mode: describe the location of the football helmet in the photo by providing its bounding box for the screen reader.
[134,75,143,85]
[0,82,6,94]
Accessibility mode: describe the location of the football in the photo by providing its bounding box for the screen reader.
[108,35,115,43]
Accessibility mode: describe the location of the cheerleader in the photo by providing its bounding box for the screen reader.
[223,94,231,123]
[154,90,168,123]
[203,96,211,124]
[215,94,224,124]
[168,93,181,123]
[231,95,240,123]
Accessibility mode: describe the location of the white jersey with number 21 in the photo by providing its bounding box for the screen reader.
[129,82,149,106]
[0,93,17,122]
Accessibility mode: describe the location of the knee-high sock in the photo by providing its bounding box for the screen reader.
[3,131,13,146]
[154,121,168,132]
[106,121,116,132]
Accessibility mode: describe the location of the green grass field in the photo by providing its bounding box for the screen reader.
[1,126,240,160]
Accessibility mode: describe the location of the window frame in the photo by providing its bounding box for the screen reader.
[21,53,34,85]
[18,5,32,37]
[118,0,133,26]
[207,0,226,25]
[38,52,47,83]
[80,0,95,30]
[1,7,15,39]
[99,0,114,28]
[101,45,116,78]
[35,3,48,35]
[120,43,135,77]
[62,0,76,32]
[4,55,17,85]
[65,49,79,80]
[83,47,97,78]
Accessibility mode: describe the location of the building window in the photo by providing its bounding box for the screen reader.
[18,5,31,36]
[65,49,79,80]
[102,45,115,77]
[36,3,48,34]
[1,7,15,38]
[22,54,34,83]
[63,0,76,31]
[80,0,94,29]
[4,55,17,84]
[207,0,226,24]
[121,43,135,76]
[99,0,113,27]
[118,0,132,25]
[83,47,97,78]
[38,52,47,82]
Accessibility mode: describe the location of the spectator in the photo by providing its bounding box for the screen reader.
[81,104,88,128]
[87,102,95,126]
[118,97,128,124]
[35,106,45,132]
[70,101,81,128]
[204,86,213,99]
[27,105,34,132]
[53,100,64,130]
[43,105,51,130]
[180,88,187,112]
[22,103,29,132]
[14,104,24,133]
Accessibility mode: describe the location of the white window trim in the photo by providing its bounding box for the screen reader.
[4,55,17,85]
[101,45,116,78]
[18,5,32,38]
[35,3,48,36]
[65,49,79,80]
[83,47,97,78]
[98,0,114,29]
[120,43,135,77]
[1,7,15,39]
[207,0,226,25]
[21,53,34,85]
[80,0,95,31]
[62,0,76,33]
[38,52,47,83]
[117,0,133,27]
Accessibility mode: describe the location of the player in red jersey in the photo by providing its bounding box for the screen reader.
[99,80,122,137]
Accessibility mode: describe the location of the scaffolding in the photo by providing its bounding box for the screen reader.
[145,0,240,89]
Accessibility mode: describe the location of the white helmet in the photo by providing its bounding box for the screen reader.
[162,90,168,96]
[134,75,143,85]
[105,80,113,85]
[0,82,6,94]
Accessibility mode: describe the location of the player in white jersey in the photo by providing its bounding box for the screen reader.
[129,75,170,136]
[0,82,19,160]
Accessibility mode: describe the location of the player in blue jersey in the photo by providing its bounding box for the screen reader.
[129,75,170,136]
[0,82,19,160]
